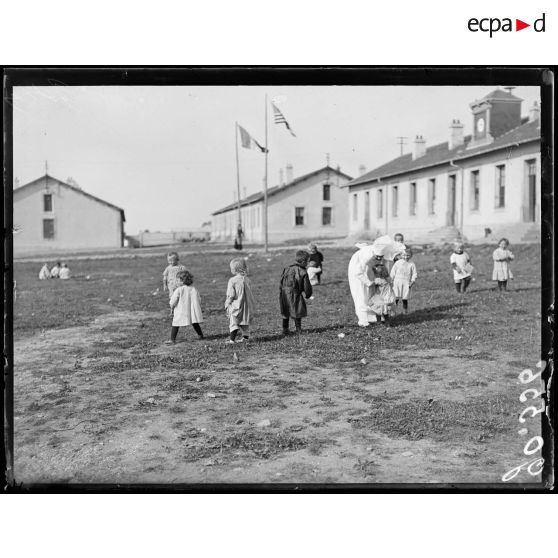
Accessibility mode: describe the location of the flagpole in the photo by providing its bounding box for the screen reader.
[235,122,242,232]
[264,95,269,253]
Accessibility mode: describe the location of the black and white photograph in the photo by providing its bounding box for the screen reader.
[3,69,554,488]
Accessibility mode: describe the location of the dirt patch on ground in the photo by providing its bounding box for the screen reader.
[14,309,540,485]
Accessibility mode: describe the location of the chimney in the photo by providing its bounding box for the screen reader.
[413,135,426,159]
[279,168,285,185]
[449,119,464,150]
[286,163,294,183]
[529,100,540,123]
[358,164,367,176]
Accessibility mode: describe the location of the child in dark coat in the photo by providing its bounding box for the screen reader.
[279,250,313,335]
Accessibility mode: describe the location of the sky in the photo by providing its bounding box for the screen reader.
[13,85,540,234]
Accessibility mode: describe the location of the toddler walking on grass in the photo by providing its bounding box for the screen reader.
[390,248,417,313]
[306,243,324,286]
[225,258,255,344]
[280,250,313,335]
[492,238,514,291]
[368,263,396,323]
[450,242,473,293]
[163,251,187,298]
[167,270,204,344]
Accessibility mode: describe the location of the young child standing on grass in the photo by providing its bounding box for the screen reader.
[390,248,417,313]
[225,258,255,344]
[279,250,313,335]
[167,270,204,344]
[450,242,473,293]
[306,243,324,286]
[163,251,187,298]
[492,238,514,291]
[368,263,396,323]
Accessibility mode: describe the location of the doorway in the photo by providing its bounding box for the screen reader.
[447,174,456,226]
[526,160,537,222]
[364,191,370,230]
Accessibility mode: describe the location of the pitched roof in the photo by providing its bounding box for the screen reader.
[212,165,353,216]
[14,174,126,221]
[480,89,523,102]
[345,118,540,188]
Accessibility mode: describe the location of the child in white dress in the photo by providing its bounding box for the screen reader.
[492,238,514,291]
[368,263,396,323]
[225,258,255,343]
[167,270,204,344]
[390,248,417,313]
[163,251,187,298]
[450,242,473,293]
[39,263,51,280]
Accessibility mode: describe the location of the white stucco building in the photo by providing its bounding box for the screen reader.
[212,165,352,243]
[14,174,126,254]
[343,89,541,243]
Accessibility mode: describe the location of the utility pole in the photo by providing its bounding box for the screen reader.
[396,137,407,156]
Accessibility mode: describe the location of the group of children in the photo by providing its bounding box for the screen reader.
[161,234,516,343]
[450,237,515,293]
[39,261,71,280]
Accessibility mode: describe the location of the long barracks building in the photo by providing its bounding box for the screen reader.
[343,89,541,244]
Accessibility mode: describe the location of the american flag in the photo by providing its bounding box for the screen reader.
[271,102,296,137]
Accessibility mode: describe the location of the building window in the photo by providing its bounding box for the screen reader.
[295,207,305,226]
[377,189,383,219]
[352,194,358,221]
[409,182,417,216]
[43,193,53,212]
[428,178,436,214]
[43,218,55,240]
[470,170,480,210]
[322,207,332,226]
[323,183,331,201]
[392,185,398,217]
[495,165,506,208]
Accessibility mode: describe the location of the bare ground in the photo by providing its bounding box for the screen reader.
[14,308,540,485]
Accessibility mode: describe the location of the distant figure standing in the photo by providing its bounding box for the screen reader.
[163,251,186,298]
[306,243,324,286]
[167,270,204,344]
[279,250,313,335]
[59,263,71,280]
[492,238,514,291]
[450,242,473,293]
[234,224,244,251]
[390,248,417,313]
[50,261,62,278]
[39,263,51,280]
[225,258,255,343]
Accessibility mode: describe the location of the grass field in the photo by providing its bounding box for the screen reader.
[13,243,543,484]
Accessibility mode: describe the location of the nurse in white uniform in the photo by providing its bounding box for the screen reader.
[348,236,405,327]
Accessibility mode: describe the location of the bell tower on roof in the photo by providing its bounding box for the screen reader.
[468,88,523,148]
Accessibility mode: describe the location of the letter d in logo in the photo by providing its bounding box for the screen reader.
[534,13,546,32]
